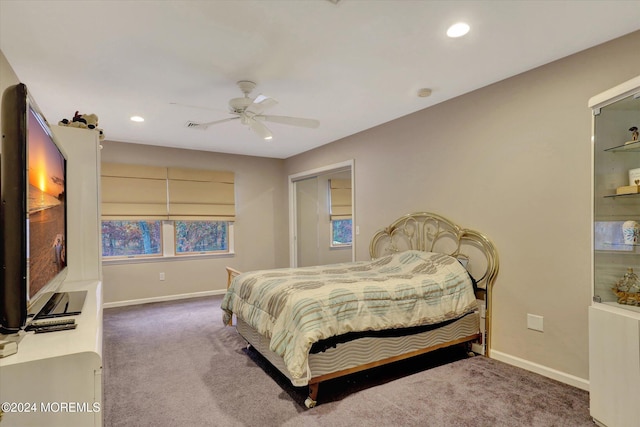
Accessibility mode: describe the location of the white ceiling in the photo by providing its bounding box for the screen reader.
[1,1,639,159]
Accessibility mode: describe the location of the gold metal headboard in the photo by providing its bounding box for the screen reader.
[369,212,500,355]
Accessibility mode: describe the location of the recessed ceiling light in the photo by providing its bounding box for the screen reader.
[417,88,432,98]
[264,136,273,140]
[447,22,470,38]
[130,116,144,122]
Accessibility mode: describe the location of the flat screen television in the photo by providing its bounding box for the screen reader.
[0,83,68,334]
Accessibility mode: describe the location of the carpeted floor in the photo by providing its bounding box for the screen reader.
[103,296,594,426]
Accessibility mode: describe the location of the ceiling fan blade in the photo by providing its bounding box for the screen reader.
[182,81,316,139]
[246,94,278,114]
[247,117,273,140]
[189,116,239,129]
[169,101,227,112]
[257,114,320,129]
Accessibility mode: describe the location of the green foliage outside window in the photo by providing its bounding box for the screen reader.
[102,220,229,258]
[102,220,162,257]
[332,219,352,246]
[175,220,228,254]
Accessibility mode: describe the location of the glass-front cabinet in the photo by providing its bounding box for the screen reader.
[592,78,640,313]
[589,76,640,427]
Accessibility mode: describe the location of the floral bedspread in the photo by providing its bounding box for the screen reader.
[221,250,477,379]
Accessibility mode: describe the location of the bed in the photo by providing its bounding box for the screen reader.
[222,212,499,408]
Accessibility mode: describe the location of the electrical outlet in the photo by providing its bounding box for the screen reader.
[159,272,165,281]
[527,314,543,332]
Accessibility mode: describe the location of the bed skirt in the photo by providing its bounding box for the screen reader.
[236,311,480,387]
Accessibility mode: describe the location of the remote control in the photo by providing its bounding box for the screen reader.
[25,318,75,332]
[32,323,77,334]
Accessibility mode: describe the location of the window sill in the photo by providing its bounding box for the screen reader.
[102,251,235,266]
[329,245,352,250]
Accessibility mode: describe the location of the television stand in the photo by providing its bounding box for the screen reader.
[0,280,102,427]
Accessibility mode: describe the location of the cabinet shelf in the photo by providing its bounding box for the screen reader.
[596,300,640,313]
[598,242,640,247]
[604,140,640,152]
[604,192,640,198]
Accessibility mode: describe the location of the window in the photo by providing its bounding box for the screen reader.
[329,178,352,248]
[102,220,162,257]
[101,220,231,258]
[100,163,235,260]
[331,219,352,247]
[175,220,228,254]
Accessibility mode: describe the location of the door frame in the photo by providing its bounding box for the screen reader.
[288,159,355,267]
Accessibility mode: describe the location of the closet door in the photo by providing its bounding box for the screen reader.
[295,176,319,267]
[289,160,354,268]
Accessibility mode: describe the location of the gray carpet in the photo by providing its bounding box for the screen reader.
[103,296,593,426]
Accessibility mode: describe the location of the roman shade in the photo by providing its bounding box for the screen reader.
[101,163,168,219]
[167,167,235,221]
[101,163,235,221]
[329,178,352,220]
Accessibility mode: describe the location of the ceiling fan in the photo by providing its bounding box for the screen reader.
[186,80,319,140]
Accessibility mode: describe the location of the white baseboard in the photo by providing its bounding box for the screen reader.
[103,289,227,309]
[490,349,590,391]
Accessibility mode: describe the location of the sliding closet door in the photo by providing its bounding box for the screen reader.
[295,176,319,267]
[289,160,355,268]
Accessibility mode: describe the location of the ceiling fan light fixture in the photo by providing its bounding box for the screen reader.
[447,22,470,38]
[254,94,269,104]
[187,81,318,141]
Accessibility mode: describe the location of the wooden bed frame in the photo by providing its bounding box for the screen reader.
[225,212,499,408]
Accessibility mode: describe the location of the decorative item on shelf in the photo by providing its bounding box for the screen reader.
[625,126,639,145]
[629,168,640,186]
[58,111,105,140]
[616,168,640,194]
[616,183,640,195]
[612,267,640,306]
[622,220,640,244]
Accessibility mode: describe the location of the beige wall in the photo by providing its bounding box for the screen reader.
[99,141,288,303]
[284,31,640,383]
